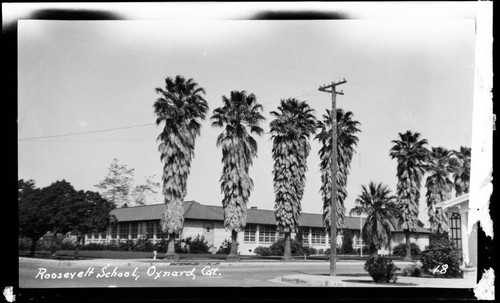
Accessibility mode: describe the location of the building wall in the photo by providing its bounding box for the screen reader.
[377,232,430,255]
[447,201,476,267]
[468,222,478,267]
[183,219,230,253]
[88,219,428,256]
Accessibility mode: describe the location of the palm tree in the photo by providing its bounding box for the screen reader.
[153,75,209,254]
[450,146,471,196]
[270,98,317,260]
[315,109,360,235]
[349,182,399,258]
[211,90,265,260]
[389,130,429,261]
[425,147,455,233]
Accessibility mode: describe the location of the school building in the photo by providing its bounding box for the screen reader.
[85,200,431,255]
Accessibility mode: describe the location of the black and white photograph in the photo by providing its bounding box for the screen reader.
[7,2,493,301]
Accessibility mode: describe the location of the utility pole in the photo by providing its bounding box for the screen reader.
[319,78,346,276]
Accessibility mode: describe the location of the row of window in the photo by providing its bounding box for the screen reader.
[243,225,329,244]
[108,222,177,240]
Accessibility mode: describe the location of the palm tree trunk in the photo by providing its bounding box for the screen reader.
[166,233,176,253]
[283,232,292,261]
[369,243,378,259]
[404,230,413,261]
[227,230,240,261]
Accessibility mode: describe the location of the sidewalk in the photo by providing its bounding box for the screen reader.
[19,256,415,268]
[278,268,478,288]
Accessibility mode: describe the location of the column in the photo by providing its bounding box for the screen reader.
[460,210,469,266]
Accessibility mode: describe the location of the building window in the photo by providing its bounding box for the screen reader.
[146,222,155,239]
[130,222,138,239]
[154,222,174,241]
[300,228,309,245]
[311,228,326,245]
[110,225,117,239]
[119,223,129,240]
[277,231,284,239]
[259,225,276,243]
[450,212,462,251]
[155,222,164,239]
[244,225,256,242]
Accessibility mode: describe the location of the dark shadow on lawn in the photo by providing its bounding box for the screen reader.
[292,272,370,277]
[342,279,418,286]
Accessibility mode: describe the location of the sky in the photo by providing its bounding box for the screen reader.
[17,3,477,226]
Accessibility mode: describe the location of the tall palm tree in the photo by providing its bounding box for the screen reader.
[315,108,360,236]
[153,75,209,254]
[425,147,455,233]
[270,98,317,260]
[389,130,429,261]
[211,90,265,260]
[349,182,399,258]
[450,146,471,196]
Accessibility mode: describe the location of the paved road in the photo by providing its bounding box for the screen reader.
[19,258,368,288]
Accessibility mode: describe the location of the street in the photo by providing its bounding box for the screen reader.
[19,257,365,288]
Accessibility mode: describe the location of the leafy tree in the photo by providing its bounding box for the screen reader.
[18,179,36,201]
[269,98,316,259]
[54,190,115,252]
[389,130,429,261]
[18,180,47,256]
[211,90,265,260]
[450,146,471,196]
[349,182,399,258]
[153,75,209,254]
[425,147,454,233]
[130,175,160,206]
[95,158,135,207]
[19,179,115,256]
[315,109,360,234]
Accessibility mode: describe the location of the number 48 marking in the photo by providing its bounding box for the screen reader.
[432,264,448,274]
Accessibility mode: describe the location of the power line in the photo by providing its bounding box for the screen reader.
[18,123,155,141]
[19,87,323,142]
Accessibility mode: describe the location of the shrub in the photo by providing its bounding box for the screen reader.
[182,235,210,254]
[324,246,341,256]
[268,238,314,256]
[216,239,232,254]
[355,246,370,256]
[153,238,168,253]
[364,256,400,283]
[420,237,463,278]
[401,262,423,277]
[392,243,421,258]
[317,248,325,255]
[81,243,106,251]
[174,240,189,253]
[302,246,317,256]
[133,237,155,252]
[118,240,135,251]
[59,240,77,250]
[254,246,272,256]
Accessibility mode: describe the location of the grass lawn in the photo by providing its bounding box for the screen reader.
[19,250,404,261]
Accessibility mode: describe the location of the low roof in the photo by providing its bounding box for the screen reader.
[436,193,469,210]
[110,200,431,233]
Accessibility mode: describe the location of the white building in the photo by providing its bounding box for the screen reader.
[436,193,477,267]
[86,200,431,255]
